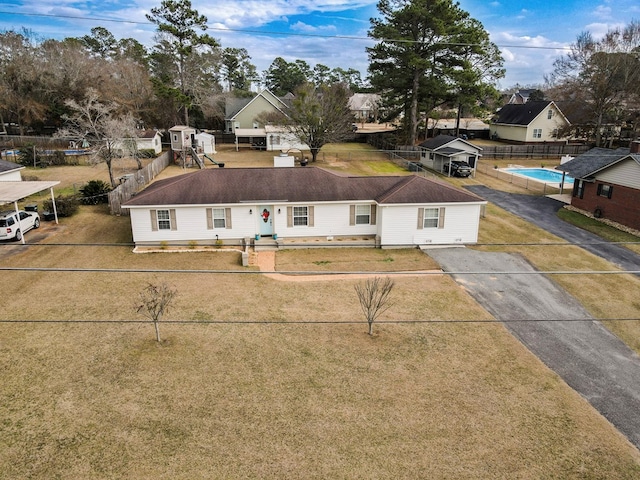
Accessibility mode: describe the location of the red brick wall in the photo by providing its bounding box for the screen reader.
[571,181,640,231]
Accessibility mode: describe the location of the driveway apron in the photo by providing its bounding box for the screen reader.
[466,185,640,274]
[427,247,640,449]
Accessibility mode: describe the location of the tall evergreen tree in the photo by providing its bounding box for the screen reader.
[368,0,503,144]
[146,0,220,126]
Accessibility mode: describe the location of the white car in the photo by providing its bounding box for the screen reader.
[0,210,40,241]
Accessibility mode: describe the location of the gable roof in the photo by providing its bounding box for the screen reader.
[493,101,557,126]
[136,130,161,139]
[0,159,24,174]
[418,134,482,152]
[123,167,485,207]
[225,89,289,121]
[556,147,639,178]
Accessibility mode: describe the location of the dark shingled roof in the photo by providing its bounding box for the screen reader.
[555,147,638,179]
[492,101,552,126]
[123,167,485,207]
[418,135,458,149]
[0,159,23,173]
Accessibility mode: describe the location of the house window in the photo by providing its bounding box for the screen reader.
[597,184,613,199]
[213,208,226,228]
[417,207,445,230]
[547,110,553,119]
[293,206,308,226]
[206,208,232,230]
[575,180,585,199]
[355,205,371,224]
[157,209,171,230]
[423,208,440,228]
[533,128,542,139]
[271,135,280,146]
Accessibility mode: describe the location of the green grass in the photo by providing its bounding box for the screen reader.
[557,207,640,252]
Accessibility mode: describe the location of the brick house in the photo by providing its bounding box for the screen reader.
[556,141,640,230]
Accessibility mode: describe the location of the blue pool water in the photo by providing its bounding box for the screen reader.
[506,168,574,184]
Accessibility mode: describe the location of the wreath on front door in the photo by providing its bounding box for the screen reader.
[261,209,270,223]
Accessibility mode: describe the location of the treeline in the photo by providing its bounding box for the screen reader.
[0,6,367,135]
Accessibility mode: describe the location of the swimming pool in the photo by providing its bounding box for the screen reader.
[506,168,574,184]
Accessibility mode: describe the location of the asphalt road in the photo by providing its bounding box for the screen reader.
[428,247,640,450]
[466,185,640,273]
[426,188,640,449]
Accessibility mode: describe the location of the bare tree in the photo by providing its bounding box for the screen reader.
[355,276,395,335]
[135,282,178,343]
[56,89,139,187]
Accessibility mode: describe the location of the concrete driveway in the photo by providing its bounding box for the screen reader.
[427,247,640,450]
[466,185,640,273]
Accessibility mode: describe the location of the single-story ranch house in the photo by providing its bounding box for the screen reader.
[556,141,640,231]
[123,167,487,248]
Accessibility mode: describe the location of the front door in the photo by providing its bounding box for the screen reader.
[258,206,273,237]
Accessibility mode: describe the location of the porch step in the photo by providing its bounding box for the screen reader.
[254,238,278,251]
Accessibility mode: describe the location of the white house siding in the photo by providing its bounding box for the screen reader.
[526,110,564,142]
[128,202,380,245]
[491,125,527,143]
[0,170,22,181]
[596,158,640,189]
[379,203,482,246]
[129,206,256,245]
[266,132,309,152]
[275,203,378,239]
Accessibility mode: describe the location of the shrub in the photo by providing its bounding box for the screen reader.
[43,195,80,217]
[79,180,112,205]
[18,143,43,167]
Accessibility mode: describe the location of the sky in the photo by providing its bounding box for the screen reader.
[0,0,639,89]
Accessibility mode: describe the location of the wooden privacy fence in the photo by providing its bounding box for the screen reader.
[108,151,171,215]
[479,143,590,159]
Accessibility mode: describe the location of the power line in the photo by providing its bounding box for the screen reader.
[0,10,574,51]
[0,317,638,324]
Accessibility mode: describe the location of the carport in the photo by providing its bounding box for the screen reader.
[0,181,60,244]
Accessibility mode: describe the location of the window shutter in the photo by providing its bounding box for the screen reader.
[371,205,377,225]
[170,209,177,231]
[225,208,232,229]
[150,210,158,231]
[287,206,293,227]
[438,207,445,229]
[349,205,355,225]
[308,206,314,227]
[417,208,424,229]
[597,184,602,196]
[206,208,213,229]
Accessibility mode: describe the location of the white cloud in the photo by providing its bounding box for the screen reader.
[290,21,337,33]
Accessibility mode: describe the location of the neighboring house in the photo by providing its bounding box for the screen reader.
[111,130,163,156]
[195,132,216,155]
[0,159,24,181]
[348,93,380,123]
[418,135,483,173]
[122,167,486,248]
[490,101,571,143]
[134,130,163,155]
[225,89,289,133]
[425,118,490,139]
[507,89,536,105]
[234,125,309,152]
[556,142,640,231]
